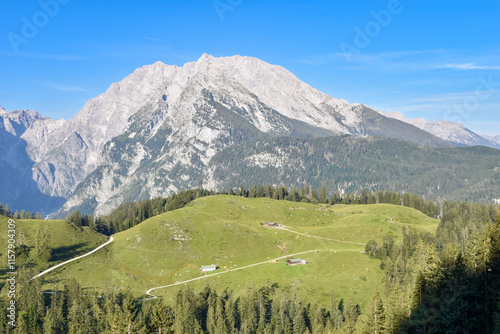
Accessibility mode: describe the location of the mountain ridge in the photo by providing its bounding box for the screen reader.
[377,109,500,149]
[0,54,498,215]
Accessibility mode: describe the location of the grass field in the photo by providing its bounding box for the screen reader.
[0,215,108,280]
[37,195,438,307]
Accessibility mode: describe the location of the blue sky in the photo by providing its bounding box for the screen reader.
[1,0,499,135]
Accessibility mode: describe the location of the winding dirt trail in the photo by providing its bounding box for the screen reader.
[143,226,366,299]
[144,249,329,300]
[280,228,366,245]
[30,220,365,301]
[32,237,114,279]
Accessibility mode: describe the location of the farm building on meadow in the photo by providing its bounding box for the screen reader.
[287,259,307,266]
[199,265,217,272]
[265,222,285,228]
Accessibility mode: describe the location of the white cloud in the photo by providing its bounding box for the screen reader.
[298,49,500,73]
[381,91,500,110]
[436,63,500,71]
[142,36,165,42]
[44,82,86,92]
[16,52,90,61]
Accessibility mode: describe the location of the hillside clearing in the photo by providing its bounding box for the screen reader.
[37,195,438,307]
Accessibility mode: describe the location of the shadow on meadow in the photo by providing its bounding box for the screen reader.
[50,242,88,262]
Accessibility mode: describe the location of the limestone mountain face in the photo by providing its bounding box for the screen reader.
[56,55,449,215]
[0,108,65,213]
[0,54,496,215]
[377,110,500,149]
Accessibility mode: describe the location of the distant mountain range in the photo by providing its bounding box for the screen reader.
[481,133,500,146]
[1,54,498,216]
[376,110,500,148]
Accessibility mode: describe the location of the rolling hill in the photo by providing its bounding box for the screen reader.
[37,195,438,308]
[0,215,108,280]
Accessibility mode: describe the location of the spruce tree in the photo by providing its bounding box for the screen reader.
[319,185,327,204]
[257,185,265,198]
[123,291,138,333]
[150,299,173,334]
[310,305,326,334]
[359,290,385,334]
[13,315,28,334]
[4,204,11,217]
[248,184,257,198]
[34,227,52,263]
[73,211,82,227]
[384,285,405,334]
[206,292,216,334]
[292,306,307,334]
[215,295,228,334]
[257,292,267,334]
[68,300,84,334]
[360,189,368,205]
[238,185,246,197]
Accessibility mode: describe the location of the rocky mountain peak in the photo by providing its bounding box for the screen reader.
[377,109,500,148]
[2,54,498,216]
[0,108,49,137]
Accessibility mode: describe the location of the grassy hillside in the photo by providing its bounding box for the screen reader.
[39,195,438,308]
[0,215,108,278]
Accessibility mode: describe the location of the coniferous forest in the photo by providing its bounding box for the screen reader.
[1,186,499,333]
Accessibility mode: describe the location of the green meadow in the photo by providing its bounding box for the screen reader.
[35,195,438,307]
[0,215,107,279]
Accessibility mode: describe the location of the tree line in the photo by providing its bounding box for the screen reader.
[7,212,498,334]
[0,203,43,220]
[209,136,500,204]
[61,185,442,236]
[2,187,499,332]
[0,271,365,333]
[364,200,499,333]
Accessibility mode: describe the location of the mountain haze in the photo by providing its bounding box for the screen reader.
[0,107,65,213]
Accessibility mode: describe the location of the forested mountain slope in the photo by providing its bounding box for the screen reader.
[207,135,500,203]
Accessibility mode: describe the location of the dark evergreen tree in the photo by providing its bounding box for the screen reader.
[34,226,52,263]
[359,290,385,334]
[319,185,327,204]
[4,204,11,217]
